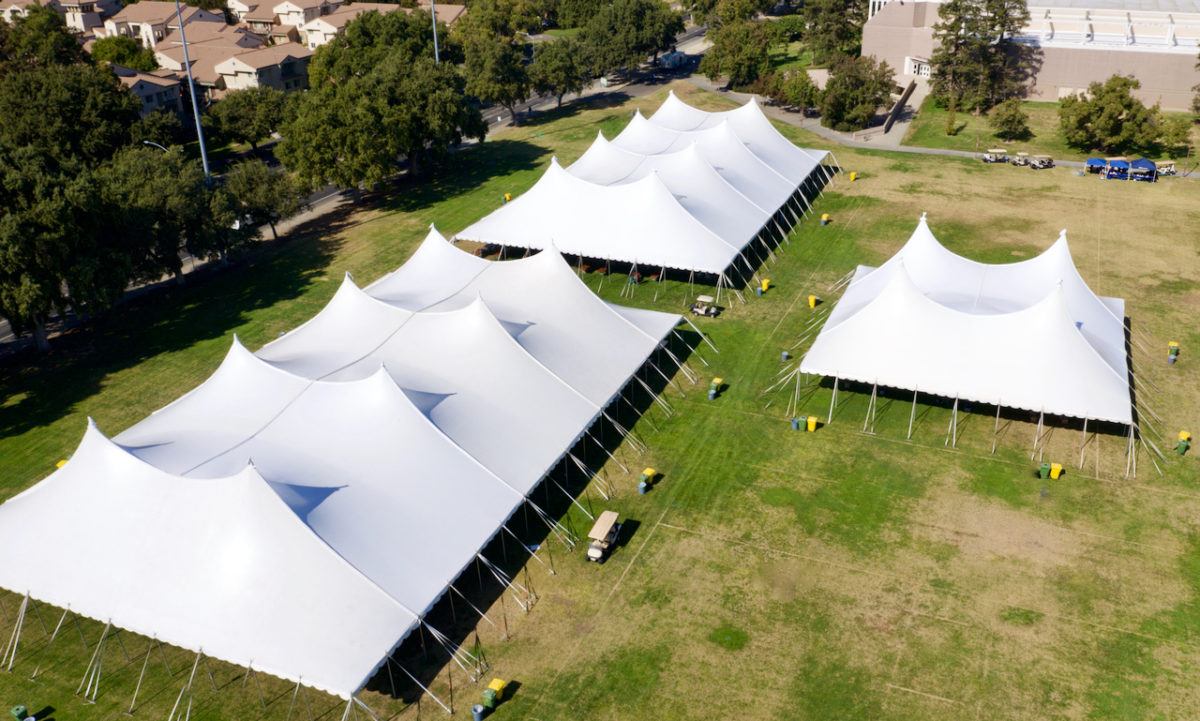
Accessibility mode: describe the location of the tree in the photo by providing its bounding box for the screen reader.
[131,108,185,147]
[463,37,530,124]
[581,0,683,76]
[96,146,210,283]
[224,159,305,240]
[279,54,485,194]
[929,0,1033,120]
[989,98,1029,141]
[802,0,866,64]
[699,20,772,88]
[530,37,591,107]
[308,9,452,84]
[779,68,820,114]
[819,54,894,131]
[90,36,158,71]
[1059,75,1161,154]
[1,5,85,72]
[208,86,286,150]
[452,0,538,43]
[1159,116,1192,159]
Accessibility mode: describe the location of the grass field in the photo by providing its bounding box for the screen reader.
[902,96,1200,164]
[0,81,1198,721]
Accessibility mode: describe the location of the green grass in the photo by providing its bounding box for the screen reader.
[1,81,1199,721]
[768,41,821,72]
[902,97,1200,163]
[542,27,581,38]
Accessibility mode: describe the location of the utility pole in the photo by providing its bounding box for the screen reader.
[173,0,212,181]
[431,0,440,63]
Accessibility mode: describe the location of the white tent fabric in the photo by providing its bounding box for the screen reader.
[647,91,830,185]
[457,95,831,276]
[567,141,771,243]
[0,228,684,703]
[572,126,795,214]
[456,159,742,274]
[823,216,1127,377]
[177,368,527,616]
[0,421,419,699]
[273,298,602,492]
[368,229,679,407]
[801,218,1131,424]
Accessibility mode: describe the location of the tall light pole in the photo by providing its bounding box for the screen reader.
[173,0,211,181]
[142,140,170,153]
[430,0,440,63]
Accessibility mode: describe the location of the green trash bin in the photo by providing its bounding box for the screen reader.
[10,706,27,721]
[1039,462,1051,479]
[482,688,498,710]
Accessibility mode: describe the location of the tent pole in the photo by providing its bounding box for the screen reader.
[157,636,173,676]
[128,634,154,714]
[2,592,28,672]
[396,662,453,715]
[340,698,354,721]
[992,404,1001,454]
[1079,418,1088,469]
[30,606,69,680]
[1030,412,1044,461]
[202,653,218,691]
[28,599,47,636]
[682,316,719,353]
[76,618,109,698]
[907,389,918,439]
[167,650,202,721]
[285,678,302,721]
[828,377,838,425]
[448,584,495,626]
[113,628,131,664]
[862,384,875,433]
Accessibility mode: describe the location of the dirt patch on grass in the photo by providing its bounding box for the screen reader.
[913,487,1085,569]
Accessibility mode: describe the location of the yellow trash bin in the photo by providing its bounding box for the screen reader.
[806,416,818,432]
[761,278,771,292]
[849,172,857,181]
[807,294,817,309]
[1049,463,1063,479]
[1181,431,1192,442]
[820,213,830,226]
[487,678,508,701]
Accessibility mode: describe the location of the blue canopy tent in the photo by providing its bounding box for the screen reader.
[1130,158,1157,182]
[1105,159,1130,180]
[1085,158,1105,174]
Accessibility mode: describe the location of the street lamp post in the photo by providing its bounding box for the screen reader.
[173,0,212,181]
[142,140,170,153]
[430,0,440,63]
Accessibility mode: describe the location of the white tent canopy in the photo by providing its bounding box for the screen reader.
[645,92,831,186]
[0,231,684,702]
[568,141,772,244]
[368,228,679,407]
[800,217,1131,424]
[456,158,743,274]
[0,421,419,699]
[457,94,834,277]
[825,216,1127,376]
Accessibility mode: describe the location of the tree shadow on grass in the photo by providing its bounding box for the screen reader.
[0,206,354,445]
[521,90,634,129]
[381,139,550,215]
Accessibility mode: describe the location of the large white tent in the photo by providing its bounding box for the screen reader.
[456,94,834,280]
[799,215,1132,425]
[0,421,420,699]
[0,234,684,705]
